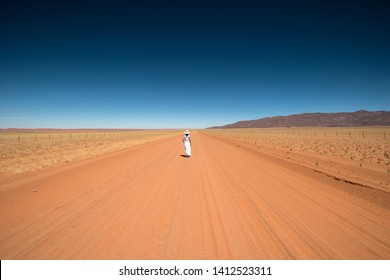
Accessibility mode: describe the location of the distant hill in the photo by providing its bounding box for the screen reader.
[208,110,390,129]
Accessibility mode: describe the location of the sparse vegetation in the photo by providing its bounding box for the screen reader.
[202,127,390,190]
[203,127,390,167]
[0,129,182,176]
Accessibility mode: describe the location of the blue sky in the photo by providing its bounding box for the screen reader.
[1,0,389,128]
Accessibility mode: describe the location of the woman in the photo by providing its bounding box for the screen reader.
[182,130,192,157]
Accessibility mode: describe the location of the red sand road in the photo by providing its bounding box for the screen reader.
[0,132,389,259]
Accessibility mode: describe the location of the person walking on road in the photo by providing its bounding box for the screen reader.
[183,130,192,157]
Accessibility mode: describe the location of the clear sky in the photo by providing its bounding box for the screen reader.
[1,0,389,129]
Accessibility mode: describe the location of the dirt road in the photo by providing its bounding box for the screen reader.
[0,132,389,259]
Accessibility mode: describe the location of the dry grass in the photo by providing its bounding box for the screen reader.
[0,129,182,177]
[203,127,390,165]
[202,127,390,188]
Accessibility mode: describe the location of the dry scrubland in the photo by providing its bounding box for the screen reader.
[0,129,182,177]
[2,127,389,189]
[203,127,390,191]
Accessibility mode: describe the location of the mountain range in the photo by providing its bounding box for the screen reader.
[208,110,390,129]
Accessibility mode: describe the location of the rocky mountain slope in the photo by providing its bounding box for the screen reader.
[208,110,390,128]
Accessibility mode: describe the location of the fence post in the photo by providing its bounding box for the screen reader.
[362,131,365,138]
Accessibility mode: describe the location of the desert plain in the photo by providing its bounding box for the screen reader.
[0,127,389,259]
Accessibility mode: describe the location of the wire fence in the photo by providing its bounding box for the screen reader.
[204,127,389,140]
[0,130,182,142]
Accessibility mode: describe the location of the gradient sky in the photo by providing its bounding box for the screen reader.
[1,0,389,128]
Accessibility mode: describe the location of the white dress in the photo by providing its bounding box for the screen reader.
[183,135,191,156]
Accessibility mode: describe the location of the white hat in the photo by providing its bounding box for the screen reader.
[184,130,190,134]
